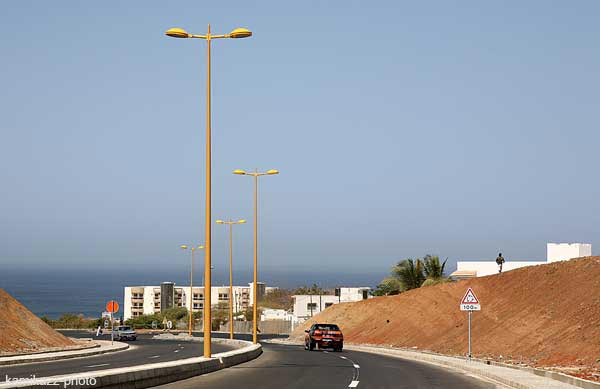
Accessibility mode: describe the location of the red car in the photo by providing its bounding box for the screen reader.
[304,323,343,352]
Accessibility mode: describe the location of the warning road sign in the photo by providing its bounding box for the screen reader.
[460,288,481,311]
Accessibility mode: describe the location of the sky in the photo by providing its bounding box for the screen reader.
[1,1,599,284]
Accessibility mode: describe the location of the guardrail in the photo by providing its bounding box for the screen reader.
[0,339,262,389]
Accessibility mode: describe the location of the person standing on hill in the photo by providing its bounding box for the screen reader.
[496,253,505,273]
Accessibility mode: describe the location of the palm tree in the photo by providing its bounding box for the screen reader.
[422,255,447,279]
[392,258,425,290]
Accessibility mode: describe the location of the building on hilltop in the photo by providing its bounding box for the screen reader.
[124,282,267,321]
[450,243,591,280]
[292,287,371,324]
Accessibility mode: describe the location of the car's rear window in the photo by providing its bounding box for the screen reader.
[315,324,340,331]
[119,326,132,331]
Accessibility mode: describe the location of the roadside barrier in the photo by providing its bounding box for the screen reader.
[0,339,262,389]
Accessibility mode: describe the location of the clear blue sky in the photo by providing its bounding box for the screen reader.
[1,1,599,279]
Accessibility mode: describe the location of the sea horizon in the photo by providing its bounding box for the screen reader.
[0,266,385,319]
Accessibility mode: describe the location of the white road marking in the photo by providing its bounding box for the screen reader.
[339,356,347,359]
[174,350,180,353]
[348,381,360,388]
[86,363,110,368]
[353,364,360,369]
[148,355,160,359]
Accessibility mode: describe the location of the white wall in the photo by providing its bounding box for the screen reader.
[339,287,371,302]
[261,309,293,321]
[143,287,155,315]
[292,295,340,323]
[547,243,592,262]
[455,261,546,277]
[124,287,132,320]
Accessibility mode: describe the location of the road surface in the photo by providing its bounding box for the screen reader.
[0,330,233,380]
[155,342,496,388]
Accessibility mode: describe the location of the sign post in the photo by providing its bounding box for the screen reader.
[106,300,120,345]
[460,288,480,359]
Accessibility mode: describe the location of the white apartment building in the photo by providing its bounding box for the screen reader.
[124,282,266,320]
[292,287,371,323]
[450,243,591,279]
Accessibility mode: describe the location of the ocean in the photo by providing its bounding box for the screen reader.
[0,267,384,319]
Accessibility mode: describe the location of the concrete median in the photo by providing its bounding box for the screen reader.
[0,339,262,389]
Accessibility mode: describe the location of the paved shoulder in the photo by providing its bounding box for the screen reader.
[153,343,495,389]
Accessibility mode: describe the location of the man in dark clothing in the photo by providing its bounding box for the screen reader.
[496,253,505,273]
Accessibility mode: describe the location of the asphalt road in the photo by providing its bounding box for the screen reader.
[155,342,497,389]
[0,330,234,380]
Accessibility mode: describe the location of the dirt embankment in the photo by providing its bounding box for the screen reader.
[0,288,77,355]
[290,257,600,381]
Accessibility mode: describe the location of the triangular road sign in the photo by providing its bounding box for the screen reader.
[461,288,480,304]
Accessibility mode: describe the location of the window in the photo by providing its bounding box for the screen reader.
[307,303,317,310]
[219,293,229,299]
[325,303,334,308]
[315,324,340,331]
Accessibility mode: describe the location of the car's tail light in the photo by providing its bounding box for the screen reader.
[314,330,322,336]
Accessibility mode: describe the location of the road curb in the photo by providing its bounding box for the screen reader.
[0,340,262,389]
[345,345,599,389]
[0,341,129,366]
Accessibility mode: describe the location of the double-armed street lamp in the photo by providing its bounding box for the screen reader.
[216,219,246,340]
[233,169,279,344]
[165,25,252,358]
[180,245,205,336]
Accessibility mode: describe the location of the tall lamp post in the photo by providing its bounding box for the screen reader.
[180,245,205,336]
[233,169,279,344]
[216,219,246,340]
[165,25,252,358]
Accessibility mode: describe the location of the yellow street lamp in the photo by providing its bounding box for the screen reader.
[166,24,252,358]
[180,245,205,336]
[216,219,246,340]
[233,169,279,344]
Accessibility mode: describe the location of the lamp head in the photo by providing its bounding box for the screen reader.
[266,169,279,175]
[180,245,188,249]
[229,28,252,39]
[197,245,205,249]
[216,220,224,224]
[165,28,191,38]
[238,219,247,224]
[233,169,247,175]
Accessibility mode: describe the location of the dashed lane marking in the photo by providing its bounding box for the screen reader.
[174,350,180,353]
[339,356,347,359]
[86,363,110,368]
[148,355,160,359]
[348,381,360,388]
[353,364,360,369]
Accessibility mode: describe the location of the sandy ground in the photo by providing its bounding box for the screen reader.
[0,288,77,355]
[290,257,600,382]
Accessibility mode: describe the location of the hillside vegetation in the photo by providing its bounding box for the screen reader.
[291,257,600,381]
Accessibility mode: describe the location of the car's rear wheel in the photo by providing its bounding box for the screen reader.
[309,340,315,351]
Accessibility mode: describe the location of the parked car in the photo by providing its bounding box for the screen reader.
[113,325,137,341]
[304,323,343,351]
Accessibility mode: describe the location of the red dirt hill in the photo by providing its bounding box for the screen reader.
[0,288,76,354]
[290,257,600,381]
